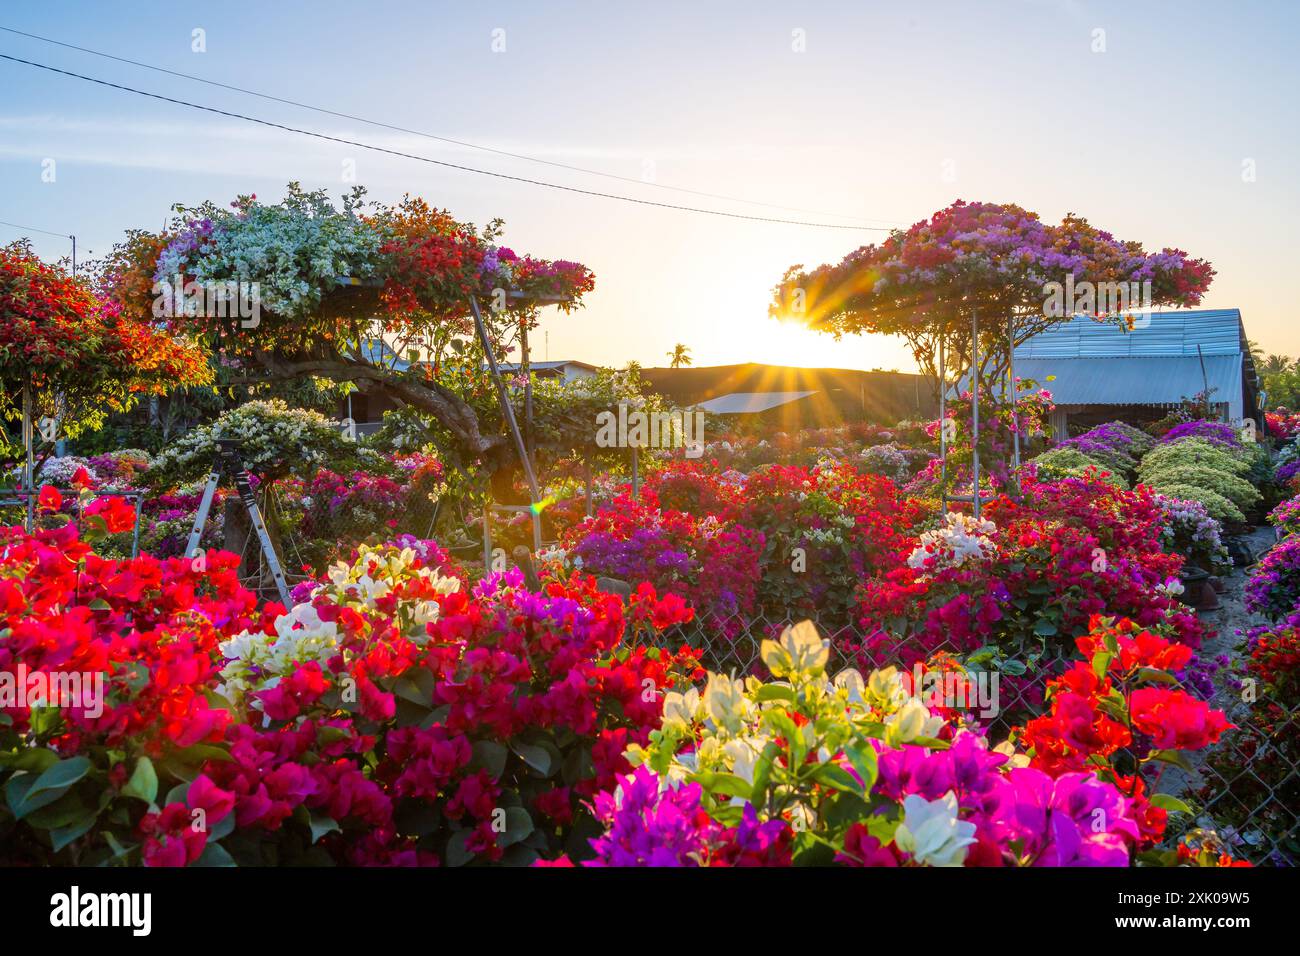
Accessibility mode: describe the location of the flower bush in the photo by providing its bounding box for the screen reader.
[1245,537,1300,621]
[1,242,209,461]
[1266,410,1300,440]
[1057,421,1153,476]
[722,463,927,622]
[1141,465,1261,514]
[560,617,1231,867]
[1138,437,1251,481]
[0,516,711,866]
[1268,495,1300,539]
[558,490,765,626]
[1198,618,1300,864]
[858,474,1202,685]
[149,399,377,486]
[1029,447,1128,488]
[1159,420,1243,449]
[1156,494,1230,572]
[1148,483,1246,525]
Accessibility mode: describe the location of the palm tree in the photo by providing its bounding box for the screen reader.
[1261,354,1294,376]
[668,343,693,368]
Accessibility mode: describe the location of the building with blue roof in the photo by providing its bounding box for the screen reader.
[1012,309,1261,436]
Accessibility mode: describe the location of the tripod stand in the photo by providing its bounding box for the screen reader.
[185,438,291,606]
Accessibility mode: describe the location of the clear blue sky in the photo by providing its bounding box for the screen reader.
[2,0,1297,370]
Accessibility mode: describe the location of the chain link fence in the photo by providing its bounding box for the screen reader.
[6,483,1295,866]
[635,607,1298,867]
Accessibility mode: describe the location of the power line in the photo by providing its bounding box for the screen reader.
[0,25,897,228]
[0,217,72,239]
[0,53,890,232]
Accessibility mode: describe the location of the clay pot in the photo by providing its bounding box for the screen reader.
[1196,580,1222,612]
[1210,576,1227,594]
[1178,566,1209,607]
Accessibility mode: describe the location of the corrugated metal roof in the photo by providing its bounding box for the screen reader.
[1016,356,1241,406]
[1014,309,1245,359]
[696,391,816,414]
[496,360,599,372]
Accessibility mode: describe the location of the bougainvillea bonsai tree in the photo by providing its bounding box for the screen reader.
[0,240,210,474]
[95,185,594,481]
[769,201,1214,483]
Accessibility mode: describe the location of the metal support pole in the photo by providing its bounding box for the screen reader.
[1008,315,1021,472]
[631,446,640,499]
[130,493,144,559]
[468,297,541,503]
[521,318,534,467]
[584,458,593,517]
[21,376,34,532]
[939,334,947,511]
[970,310,981,519]
[482,503,492,570]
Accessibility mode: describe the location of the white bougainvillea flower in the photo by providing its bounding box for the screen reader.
[894,792,977,867]
[761,619,829,680]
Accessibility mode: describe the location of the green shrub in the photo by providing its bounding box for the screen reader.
[1142,464,1262,512]
[1148,482,1246,524]
[1029,447,1129,488]
[1137,438,1250,481]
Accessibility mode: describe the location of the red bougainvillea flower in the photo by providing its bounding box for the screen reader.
[85,494,137,533]
[37,484,62,512]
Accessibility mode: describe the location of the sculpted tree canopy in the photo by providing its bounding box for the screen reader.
[96,184,595,474]
[770,200,1215,400]
[1,240,210,470]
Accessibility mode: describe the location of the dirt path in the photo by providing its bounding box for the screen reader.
[1155,524,1275,805]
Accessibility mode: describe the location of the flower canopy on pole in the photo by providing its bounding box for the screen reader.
[97,185,595,469]
[771,200,1214,340]
[1,241,210,461]
[770,200,1215,491]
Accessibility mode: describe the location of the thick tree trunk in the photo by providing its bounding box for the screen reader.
[250,349,509,466]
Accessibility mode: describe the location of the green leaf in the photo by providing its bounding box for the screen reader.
[1149,749,1195,773]
[193,843,237,867]
[810,762,862,795]
[0,747,59,772]
[842,745,878,793]
[24,756,91,803]
[1149,793,1194,815]
[1033,619,1058,637]
[1136,667,1179,686]
[749,741,781,808]
[499,807,534,848]
[753,684,795,703]
[692,771,753,800]
[509,740,552,777]
[122,756,158,805]
[471,740,508,780]
[309,812,340,845]
[164,781,191,807]
[444,829,474,868]
[51,813,98,853]
[1092,652,1113,679]
[24,791,92,830]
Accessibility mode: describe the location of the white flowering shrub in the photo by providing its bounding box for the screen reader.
[149,399,379,485]
[907,512,999,572]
